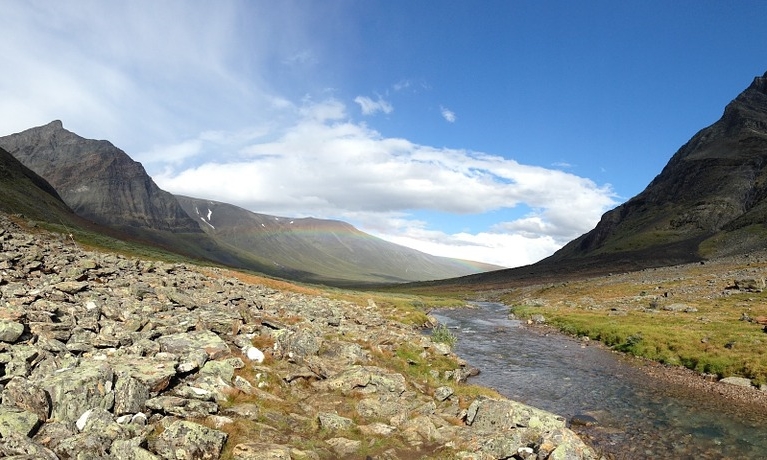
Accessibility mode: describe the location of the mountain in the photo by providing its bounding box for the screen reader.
[0,121,498,285]
[0,145,75,221]
[549,71,767,264]
[176,195,502,285]
[0,121,202,233]
[404,71,767,291]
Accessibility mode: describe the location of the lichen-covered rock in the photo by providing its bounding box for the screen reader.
[114,373,150,415]
[465,397,566,432]
[538,427,599,460]
[325,437,361,457]
[317,412,354,432]
[0,430,59,459]
[0,407,40,437]
[152,420,226,460]
[315,365,406,395]
[42,361,115,428]
[157,330,230,360]
[145,396,219,418]
[231,442,292,459]
[2,376,50,422]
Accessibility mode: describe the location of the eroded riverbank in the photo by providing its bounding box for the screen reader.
[433,302,767,459]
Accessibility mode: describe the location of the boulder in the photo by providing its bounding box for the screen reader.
[157,330,230,360]
[151,420,226,460]
[465,397,566,432]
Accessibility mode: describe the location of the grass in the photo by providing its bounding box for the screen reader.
[499,257,767,385]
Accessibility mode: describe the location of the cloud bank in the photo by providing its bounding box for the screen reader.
[147,99,617,267]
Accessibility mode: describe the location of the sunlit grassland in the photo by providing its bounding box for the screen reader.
[500,257,767,384]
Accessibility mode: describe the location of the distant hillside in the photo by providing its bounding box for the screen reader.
[176,195,502,285]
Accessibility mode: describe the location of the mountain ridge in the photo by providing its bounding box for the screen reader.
[176,195,502,285]
[0,121,498,285]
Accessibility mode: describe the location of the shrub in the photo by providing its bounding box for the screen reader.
[431,323,457,348]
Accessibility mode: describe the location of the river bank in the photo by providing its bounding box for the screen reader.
[434,302,767,459]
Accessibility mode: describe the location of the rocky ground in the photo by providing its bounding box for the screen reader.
[0,213,598,460]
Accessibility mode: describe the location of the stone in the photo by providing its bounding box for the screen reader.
[0,407,40,437]
[231,442,292,459]
[325,437,361,456]
[145,396,218,418]
[157,330,230,360]
[434,386,454,402]
[0,320,24,342]
[151,420,226,460]
[243,345,265,363]
[465,397,566,432]
[114,373,150,415]
[2,376,50,421]
[318,412,355,431]
[0,431,59,459]
[43,361,115,428]
[539,427,599,460]
[720,376,753,387]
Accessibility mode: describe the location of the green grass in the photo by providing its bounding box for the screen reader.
[500,259,767,386]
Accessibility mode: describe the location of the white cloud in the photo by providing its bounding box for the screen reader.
[440,105,457,123]
[354,95,394,115]
[152,98,617,267]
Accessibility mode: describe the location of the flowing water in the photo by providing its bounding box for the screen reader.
[432,302,767,459]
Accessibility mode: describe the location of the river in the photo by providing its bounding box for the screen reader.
[432,302,767,459]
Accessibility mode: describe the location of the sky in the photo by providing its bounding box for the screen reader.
[3,1,767,268]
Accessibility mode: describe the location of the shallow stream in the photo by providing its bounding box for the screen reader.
[432,302,767,459]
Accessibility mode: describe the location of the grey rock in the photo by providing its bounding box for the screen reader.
[720,376,753,387]
[317,412,354,432]
[157,330,230,360]
[151,420,226,460]
[465,397,566,432]
[0,431,59,460]
[231,442,292,459]
[144,396,218,418]
[43,361,115,428]
[325,437,361,456]
[2,376,50,422]
[434,386,454,402]
[114,374,150,416]
[0,320,24,342]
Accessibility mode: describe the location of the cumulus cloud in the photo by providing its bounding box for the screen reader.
[152,98,617,266]
[354,95,394,115]
[440,105,456,123]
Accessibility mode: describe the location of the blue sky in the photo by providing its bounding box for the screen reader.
[2,1,767,267]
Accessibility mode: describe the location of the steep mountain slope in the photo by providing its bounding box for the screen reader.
[401,71,767,292]
[0,121,202,233]
[176,195,501,285]
[550,71,767,264]
[0,145,75,221]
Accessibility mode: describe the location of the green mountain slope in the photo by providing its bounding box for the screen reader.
[176,195,502,285]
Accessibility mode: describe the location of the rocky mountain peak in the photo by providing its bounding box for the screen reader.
[0,122,202,233]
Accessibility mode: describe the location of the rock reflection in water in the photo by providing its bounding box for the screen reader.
[433,302,767,459]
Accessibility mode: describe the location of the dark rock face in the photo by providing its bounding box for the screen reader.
[0,121,201,233]
[554,71,767,263]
